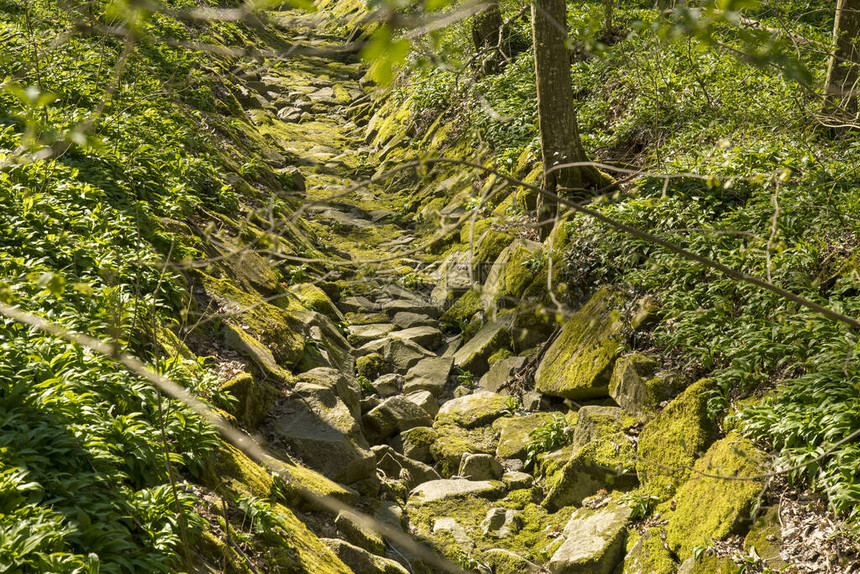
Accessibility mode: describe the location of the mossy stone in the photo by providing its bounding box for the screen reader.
[608,353,663,414]
[219,372,280,428]
[356,352,386,379]
[676,554,736,574]
[435,390,512,429]
[542,407,639,510]
[195,271,306,367]
[665,433,766,559]
[534,287,627,400]
[431,423,498,477]
[493,413,556,460]
[616,527,675,574]
[636,379,719,498]
[440,288,482,326]
[742,506,786,571]
[290,282,344,323]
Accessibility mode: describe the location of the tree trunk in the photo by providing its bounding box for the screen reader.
[824,0,860,115]
[531,0,600,238]
[472,3,507,75]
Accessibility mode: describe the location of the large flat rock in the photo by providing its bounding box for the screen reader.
[409,478,506,503]
[548,503,631,574]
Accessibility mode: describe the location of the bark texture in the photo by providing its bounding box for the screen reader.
[824,0,860,114]
[531,0,599,237]
[471,3,508,75]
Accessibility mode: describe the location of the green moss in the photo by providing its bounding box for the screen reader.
[290,282,344,322]
[194,271,306,366]
[542,436,637,510]
[405,492,574,565]
[440,288,482,326]
[356,352,386,379]
[197,531,255,574]
[430,423,497,477]
[501,488,539,509]
[460,219,493,244]
[742,506,786,570]
[487,348,514,365]
[665,433,766,559]
[534,287,627,400]
[472,229,515,270]
[402,426,439,448]
[219,372,280,429]
[616,527,675,574]
[345,311,390,325]
[636,379,718,498]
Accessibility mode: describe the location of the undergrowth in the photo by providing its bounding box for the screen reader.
[404,0,860,526]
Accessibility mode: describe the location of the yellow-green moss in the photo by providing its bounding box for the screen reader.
[219,372,280,429]
[534,287,627,400]
[194,271,306,366]
[636,379,718,498]
[742,506,785,571]
[290,282,344,322]
[487,348,514,365]
[430,423,497,477]
[665,433,766,559]
[440,288,482,326]
[356,352,386,379]
[542,409,638,509]
[617,527,676,574]
[345,311,390,325]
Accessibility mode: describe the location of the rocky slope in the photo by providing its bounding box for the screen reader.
[173,4,802,574]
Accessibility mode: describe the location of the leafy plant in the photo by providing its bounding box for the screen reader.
[620,491,660,521]
[524,414,573,469]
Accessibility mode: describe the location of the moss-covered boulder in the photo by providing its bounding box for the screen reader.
[481,239,543,312]
[199,442,353,574]
[436,390,513,429]
[357,352,387,379]
[393,426,438,463]
[219,372,280,428]
[335,510,385,555]
[493,413,556,460]
[290,282,345,323]
[542,407,639,510]
[534,288,627,400]
[431,423,498,477]
[608,353,667,414]
[616,527,676,574]
[440,288,482,327]
[664,433,766,559]
[453,320,511,377]
[195,271,306,367]
[636,379,718,498]
[547,502,632,574]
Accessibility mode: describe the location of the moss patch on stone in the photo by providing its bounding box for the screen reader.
[290,282,344,322]
[665,432,766,559]
[534,287,627,400]
[616,527,675,574]
[194,271,306,367]
[430,423,498,477]
[356,352,386,379]
[219,372,280,429]
[636,379,718,498]
[440,288,482,326]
